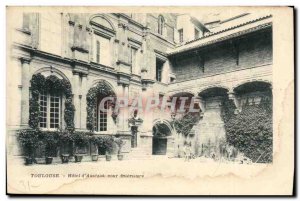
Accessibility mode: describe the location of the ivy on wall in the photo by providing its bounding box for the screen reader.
[221,97,273,163]
[28,73,75,131]
[86,81,117,131]
[173,112,201,136]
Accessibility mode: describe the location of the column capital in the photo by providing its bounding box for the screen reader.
[227,91,236,99]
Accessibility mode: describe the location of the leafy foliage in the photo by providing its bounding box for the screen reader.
[39,131,60,157]
[17,129,41,157]
[173,112,201,136]
[114,137,124,154]
[29,73,75,131]
[221,97,273,163]
[72,131,90,148]
[90,135,115,154]
[86,82,116,131]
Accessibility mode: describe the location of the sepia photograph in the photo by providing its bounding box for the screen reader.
[5,6,294,195]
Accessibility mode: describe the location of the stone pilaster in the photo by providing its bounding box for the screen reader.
[73,71,81,129]
[80,74,88,130]
[20,57,31,126]
[116,84,130,132]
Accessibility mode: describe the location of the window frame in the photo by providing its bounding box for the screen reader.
[178,29,184,43]
[94,98,112,134]
[39,92,62,130]
[156,58,164,82]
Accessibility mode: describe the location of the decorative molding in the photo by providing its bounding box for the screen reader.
[90,20,116,34]
[128,37,143,46]
[16,28,31,35]
[116,60,131,67]
[20,57,31,64]
[71,46,89,53]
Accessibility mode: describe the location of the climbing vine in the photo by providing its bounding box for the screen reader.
[28,73,75,131]
[173,112,201,136]
[221,97,273,163]
[86,82,117,131]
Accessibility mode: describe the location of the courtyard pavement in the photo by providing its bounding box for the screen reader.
[7,155,269,194]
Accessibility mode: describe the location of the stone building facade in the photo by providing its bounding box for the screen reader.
[7,12,273,159]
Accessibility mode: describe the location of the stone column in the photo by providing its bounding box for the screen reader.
[116,84,130,132]
[20,57,31,126]
[73,71,81,129]
[80,74,87,130]
[122,84,129,131]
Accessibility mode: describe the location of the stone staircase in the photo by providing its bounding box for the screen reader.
[125,148,153,160]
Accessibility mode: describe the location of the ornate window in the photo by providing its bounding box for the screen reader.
[158,15,165,35]
[39,92,61,129]
[90,15,115,66]
[86,81,117,133]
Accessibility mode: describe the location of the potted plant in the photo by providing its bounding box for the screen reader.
[103,136,114,161]
[72,132,89,163]
[59,131,72,164]
[43,131,59,164]
[114,137,125,161]
[90,135,99,161]
[17,129,40,165]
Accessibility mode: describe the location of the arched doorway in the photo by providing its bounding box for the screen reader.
[152,122,172,155]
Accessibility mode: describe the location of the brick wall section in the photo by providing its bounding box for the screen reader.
[171,28,272,82]
[147,14,176,42]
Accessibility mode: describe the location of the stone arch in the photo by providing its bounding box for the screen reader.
[153,119,174,133]
[233,79,272,93]
[152,119,174,155]
[198,86,229,99]
[166,91,198,115]
[167,91,195,98]
[89,14,115,32]
[233,80,272,108]
[33,67,72,90]
[90,79,117,95]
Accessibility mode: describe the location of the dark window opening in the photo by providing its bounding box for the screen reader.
[178,29,183,43]
[156,58,164,82]
[199,55,205,73]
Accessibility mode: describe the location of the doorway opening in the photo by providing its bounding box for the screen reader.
[152,122,172,155]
